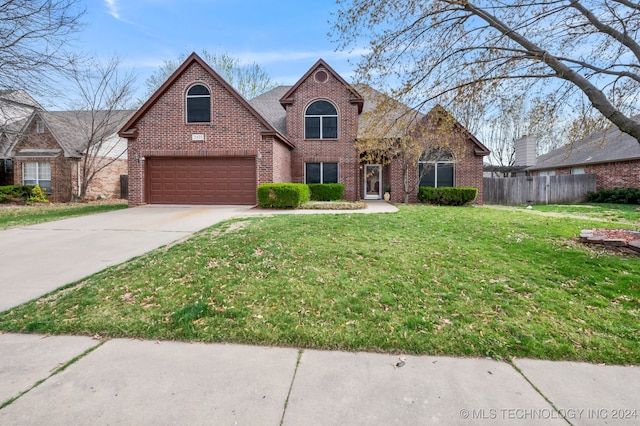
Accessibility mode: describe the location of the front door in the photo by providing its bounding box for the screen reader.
[364,164,382,200]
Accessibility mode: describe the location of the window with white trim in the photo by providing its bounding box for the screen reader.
[36,120,45,134]
[186,84,211,123]
[419,152,454,188]
[305,100,337,139]
[305,162,338,184]
[571,167,585,175]
[539,170,556,176]
[23,162,51,193]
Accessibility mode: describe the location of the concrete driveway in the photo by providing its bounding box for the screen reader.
[0,205,253,312]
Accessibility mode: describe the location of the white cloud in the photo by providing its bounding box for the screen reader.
[105,0,120,19]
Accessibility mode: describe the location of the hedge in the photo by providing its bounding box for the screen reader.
[417,186,478,206]
[586,187,640,204]
[308,183,344,201]
[257,183,310,208]
[0,185,34,203]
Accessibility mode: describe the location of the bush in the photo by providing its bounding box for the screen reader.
[29,184,49,203]
[586,187,640,204]
[257,183,310,208]
[308,183,344,201]
[0,185,34,203]
[418,186,478,206]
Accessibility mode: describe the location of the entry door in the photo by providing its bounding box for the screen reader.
[364,164,382,200]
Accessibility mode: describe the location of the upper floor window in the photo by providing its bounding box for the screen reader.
[186,84,211,123]
[36,120,45,134]
[305,100,337,139]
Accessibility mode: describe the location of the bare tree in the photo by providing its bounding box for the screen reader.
[334,0,640,144]
[357,86,467,203]
[143,50,276,101]
[0,0,84,91]
[65,57,136,199]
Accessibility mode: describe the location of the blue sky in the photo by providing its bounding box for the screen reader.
[69,0,363,103]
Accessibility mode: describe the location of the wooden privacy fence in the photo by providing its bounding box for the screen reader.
[483,174,596,205]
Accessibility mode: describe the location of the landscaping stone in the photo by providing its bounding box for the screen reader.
[586,235,604,244]
[629,240,640,253]
[603,239,627,247]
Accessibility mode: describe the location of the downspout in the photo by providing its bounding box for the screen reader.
[77,161,81,198]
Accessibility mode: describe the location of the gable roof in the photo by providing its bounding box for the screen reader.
[14,110,134,158]
[279,59,364,113]
[119,52,292,148]
[529,120,640,170]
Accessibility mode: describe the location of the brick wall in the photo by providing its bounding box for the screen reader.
[126,61,285,206]
[283,66,360,201]
[76,157,128,199]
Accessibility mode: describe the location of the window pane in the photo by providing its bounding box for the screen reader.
[322,117,337,139]
[24,162,37,180]
[306,101,337,116]
[322,163,338,183]
[305,163,321,184]
[188,85,210,96]
[39,162,51,180]
[39,180,52,193]
[187,97,211,123]
[305,117,320,139]
[437,163,454,187]
[419,163,436,187]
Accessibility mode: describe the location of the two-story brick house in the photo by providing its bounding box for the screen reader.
[120,53,489,206]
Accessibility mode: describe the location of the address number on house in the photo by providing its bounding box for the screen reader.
[192,134,205,141]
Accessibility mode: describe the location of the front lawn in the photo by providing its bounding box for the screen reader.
[0,202,128,229]
[0,205,638,364]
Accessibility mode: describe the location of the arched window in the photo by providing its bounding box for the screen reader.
[305,100,337,139]
[186,84,211,123]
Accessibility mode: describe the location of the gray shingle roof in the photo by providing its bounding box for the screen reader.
[530,121,640,170]
[38,110,135,157]
[248,86,290,135]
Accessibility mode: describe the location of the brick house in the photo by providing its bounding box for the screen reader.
[120,53,489,206]
[10,109,133,202]
[528,123,640,190]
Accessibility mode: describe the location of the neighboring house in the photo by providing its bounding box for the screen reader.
[119,53,488,206]
[9,109,134,202]
[0,90,44,185]
[528,124,640,189]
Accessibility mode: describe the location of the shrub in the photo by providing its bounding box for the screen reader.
[257,183,310,208]
[29,184,49,203]
[308,183,344,201]
[586,187,640,204]
[418,186,478,206]
[0,185,34,203]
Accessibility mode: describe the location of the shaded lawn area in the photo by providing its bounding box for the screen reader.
[0,202,128,229]
[0,205,638,365]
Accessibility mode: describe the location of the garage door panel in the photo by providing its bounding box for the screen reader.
[147,157,256,205]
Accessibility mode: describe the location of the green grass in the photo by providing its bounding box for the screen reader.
[528,203,640,224]
[0,205,638,365]
[0,202,128,229]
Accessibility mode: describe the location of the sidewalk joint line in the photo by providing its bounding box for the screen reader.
[0,338,107,411]
[509,360,573,426]
[279,349,303,426]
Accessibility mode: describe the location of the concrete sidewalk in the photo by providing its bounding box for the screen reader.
[0,333,638,425]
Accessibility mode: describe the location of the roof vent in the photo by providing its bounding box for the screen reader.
[314,70,328,83]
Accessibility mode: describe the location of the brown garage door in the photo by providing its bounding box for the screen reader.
[147,157,256,205]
